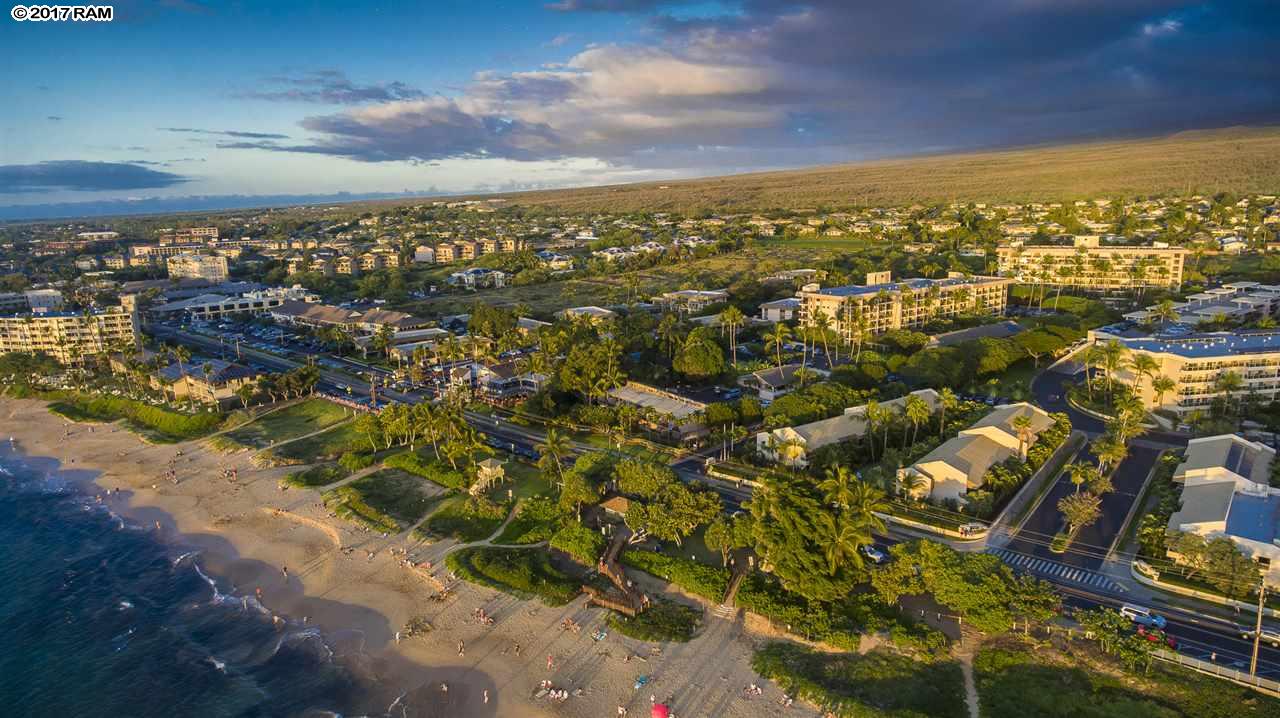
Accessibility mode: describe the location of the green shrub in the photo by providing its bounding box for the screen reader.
[338,450,375,471]
[446,547,579,605]
[620,550,728,602]
[752,642,967,718]
[48,394,224,441]
[283,463,350,488]
[383,451,468,489]
[549,522,607,564]
[608,599,701,642]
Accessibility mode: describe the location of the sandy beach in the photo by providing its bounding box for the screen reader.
[1,397,815,718]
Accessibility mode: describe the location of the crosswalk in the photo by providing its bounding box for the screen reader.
[988,548,1124,593]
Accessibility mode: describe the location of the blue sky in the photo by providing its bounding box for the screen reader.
[2,0,1277,210]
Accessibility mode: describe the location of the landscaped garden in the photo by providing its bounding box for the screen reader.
[445,546,580,605]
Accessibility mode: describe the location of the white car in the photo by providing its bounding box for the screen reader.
[1241,627,1280,647]
[860,545,887,564]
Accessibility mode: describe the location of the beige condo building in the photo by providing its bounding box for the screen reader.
[1095,330,1280,415]
[797,272,1013,341]
[0,306,138,364]
[166,253,229,282]
[996,241,1186,290]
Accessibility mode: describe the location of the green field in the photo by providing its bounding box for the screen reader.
[322,468,443,532]
[446,546,580,605]
[221,399,351,449]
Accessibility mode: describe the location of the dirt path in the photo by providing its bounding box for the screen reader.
[954,637,981,718]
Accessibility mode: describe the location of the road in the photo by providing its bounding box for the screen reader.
[156,322,1280,678]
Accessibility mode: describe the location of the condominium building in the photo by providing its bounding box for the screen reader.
[1094,329,1280,414]
[995,240,1186,290]
[797,272,1012,341]
[166,253,230,282]
[0,306,137,364]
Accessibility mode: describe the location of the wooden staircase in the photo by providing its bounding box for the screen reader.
[584,527,648,617]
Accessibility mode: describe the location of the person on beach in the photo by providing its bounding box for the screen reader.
[281,566,288,579]
[483,689,489,704]
[458,640,465,657]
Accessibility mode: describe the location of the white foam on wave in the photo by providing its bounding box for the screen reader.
[172,550,200,567]
[206,656,227,673]
[192,562,231,605]
[118,599,133,610]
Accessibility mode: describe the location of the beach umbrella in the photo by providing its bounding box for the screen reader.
[651,704,670,718]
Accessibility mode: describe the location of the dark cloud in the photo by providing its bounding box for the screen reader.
[0,161,189,194]
[240,70,426,105]
[228,0,1280,171]
[160,127,289,139]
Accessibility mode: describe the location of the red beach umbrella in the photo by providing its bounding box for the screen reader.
[651,704,670,718]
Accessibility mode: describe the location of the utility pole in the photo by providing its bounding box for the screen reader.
[1251,580,1268,676]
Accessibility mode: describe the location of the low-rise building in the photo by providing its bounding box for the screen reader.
[758,297,801,323]
[153,358,259,409]
[607,381,707,443]
[448,267,507,289]
[652,289,729,315]
[757,389,939,466]
[738,363,826,402]
[899,403,1054,504]
[1167,434,1280,582]
[147,285,319,321]
[557,306,616,324]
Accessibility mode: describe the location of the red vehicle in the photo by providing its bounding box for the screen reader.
[1136,626,1177,649]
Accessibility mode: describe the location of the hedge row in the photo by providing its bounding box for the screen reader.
[549,522,606,564]
[383,451,468,489]
[619,550,729,602]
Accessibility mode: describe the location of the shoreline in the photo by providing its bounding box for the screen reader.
[0,397,804,718]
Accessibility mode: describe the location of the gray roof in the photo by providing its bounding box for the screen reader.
[157,358,257,385]
[1167,481,1236,530]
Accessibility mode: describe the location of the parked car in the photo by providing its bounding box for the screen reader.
[860,545,887,565]
[1120,604,1167,629]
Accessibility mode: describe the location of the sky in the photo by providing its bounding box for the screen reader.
[1,0,1278,212]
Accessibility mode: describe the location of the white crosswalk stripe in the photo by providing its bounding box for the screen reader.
[989,548,1122,593]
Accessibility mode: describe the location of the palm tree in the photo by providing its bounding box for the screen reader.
[811,309,834,365]
[863,400,884,461]
[1068,462,1099,494]
[170,345,193,411]
[763,323,792,370]
[1128,353,1160,397]
[1012,414,1033,461]
[818,466,858,508]
[1100,340,1128,398]
[937,388,957,436]
[1151,375,1175,408]
[1214,370,1245,415]
[819,484,888,575]
[1092,434,1128,474]
[1150,299,1179,325]
[536,428,570,485]
[905,393,931,446]
[718,305,746,367]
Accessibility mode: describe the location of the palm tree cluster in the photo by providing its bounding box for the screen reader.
[353,402,481,470]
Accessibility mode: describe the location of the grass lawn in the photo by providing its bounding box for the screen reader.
[752,642,967,718]
[446,546,580,605]
[266,421,365,464]
[967,361,1037,402]
[975,639,1280,718]
[322,468,443,533]
[419,495,510,542]
[221,399,350,449]
[492,496,565,545]
[281,463,351,489]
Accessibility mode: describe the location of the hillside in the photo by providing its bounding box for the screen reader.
[483,126,1280,213]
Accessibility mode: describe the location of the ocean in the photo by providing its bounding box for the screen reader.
[0,445,376,717]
